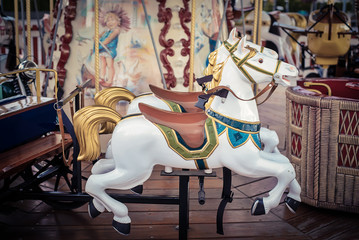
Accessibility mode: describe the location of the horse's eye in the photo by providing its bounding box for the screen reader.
[258,58,263,63]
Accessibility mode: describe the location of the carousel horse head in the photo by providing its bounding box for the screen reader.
[225,35,297,86]
[207,35,298,93]
[204,28,278,88]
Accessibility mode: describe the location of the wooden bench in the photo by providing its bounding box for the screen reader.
[0,132,72,180]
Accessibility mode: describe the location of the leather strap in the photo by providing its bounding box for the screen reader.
[196,75,213,86]
[196,80,278,110]
[205,80,277,104]
[56,108,80,167]
[57,108,72,167]
[195,88,229,110]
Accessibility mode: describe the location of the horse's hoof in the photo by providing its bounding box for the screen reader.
[251,198,265,215]
[112,220,131,235]
[131,185,143,195]
[88,199,102,219]
[285,196,300,213]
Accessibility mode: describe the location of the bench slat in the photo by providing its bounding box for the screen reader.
[0,132,72,179]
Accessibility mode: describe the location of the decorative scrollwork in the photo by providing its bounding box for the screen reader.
[179,0,192,87]
[56,0,77,88]
[157,0,176,89]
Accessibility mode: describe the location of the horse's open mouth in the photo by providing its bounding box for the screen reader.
[282,75,297,86]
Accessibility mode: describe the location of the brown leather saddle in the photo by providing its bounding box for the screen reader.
[149,84,203,113]
[139,103,208,149]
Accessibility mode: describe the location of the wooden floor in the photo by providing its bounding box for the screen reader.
[1,86,359,239]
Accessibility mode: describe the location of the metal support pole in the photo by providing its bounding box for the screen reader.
[20,0,27,58]
[14,0,20,65]
[26,0,31,59]
[34,0,45,63]
[215,0,230,49]
[240,0,245,35]
[44,0,63,96]
[141,0,167,89]
[189,0,196,92]
[179,175,189,240]
[252,0,263,45]
[94,0,99,93]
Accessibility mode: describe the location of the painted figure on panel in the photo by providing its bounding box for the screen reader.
[98,4,130,87]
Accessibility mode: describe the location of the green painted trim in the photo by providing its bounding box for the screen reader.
[162,99,183,113]
[245,62,274,76]
[223,40,240,54]
[239,66,255,84]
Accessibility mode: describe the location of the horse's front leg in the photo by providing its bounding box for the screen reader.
[260,127,279,153]
[258,150,302,213]
[253,159,296,215]
[222,148,297,215]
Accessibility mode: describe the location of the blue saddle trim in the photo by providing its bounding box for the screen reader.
[215,122,262,149]
[215,122,226,135]
[207,109,260,133]
[195,159,207,170]
[227,127,261,149]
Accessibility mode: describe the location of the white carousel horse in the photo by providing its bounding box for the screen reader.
[92,29,280,174]
[74,36,301,235]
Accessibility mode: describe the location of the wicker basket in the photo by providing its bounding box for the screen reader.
[286,78,359,213]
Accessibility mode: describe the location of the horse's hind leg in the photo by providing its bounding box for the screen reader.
[91,159,115,175]
[85,169,152,235]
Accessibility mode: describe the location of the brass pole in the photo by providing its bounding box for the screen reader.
[189,0,196,92]
[36,69,41,102]
[94,0,99,93]
[252,0,262,45]
[26,0,31,59]
[50,0,53,27]
[14,0,20,65]
[252,0,262,95]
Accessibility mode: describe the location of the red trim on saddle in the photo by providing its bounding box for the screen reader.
[149,84,203,113]
[139,103,207,148]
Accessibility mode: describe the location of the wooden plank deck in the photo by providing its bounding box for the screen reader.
[1,85,359,239]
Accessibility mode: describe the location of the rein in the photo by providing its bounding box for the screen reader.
[204,80,278,105]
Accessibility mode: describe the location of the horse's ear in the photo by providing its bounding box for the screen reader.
[237,35,247,54]
[229,28,237,41]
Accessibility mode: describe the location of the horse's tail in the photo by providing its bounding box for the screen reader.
[94,87,135,133]
[73,105,122,161]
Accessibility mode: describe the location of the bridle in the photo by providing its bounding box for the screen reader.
[204,40,283,105]
[224,40,282,84]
